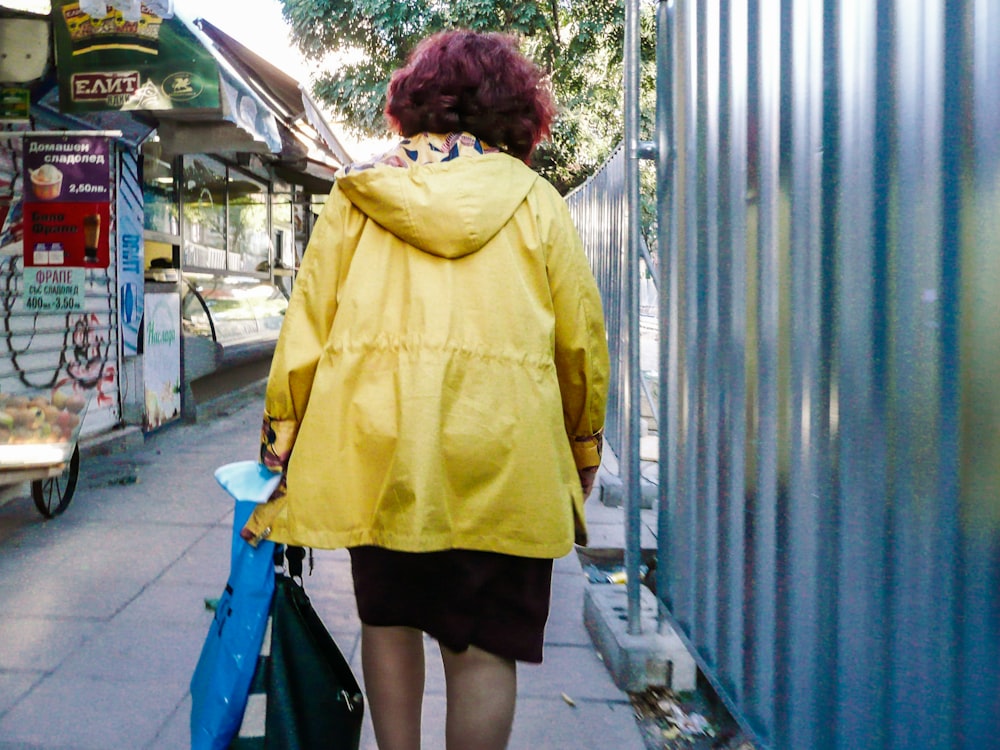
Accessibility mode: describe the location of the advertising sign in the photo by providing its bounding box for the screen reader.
[117,159,144,356]
[23,133,110,203]
[23,202,110,267]
[142,291,180,431]
[52,1,221,113]
[22,266,87,313]
[22,134,112,312]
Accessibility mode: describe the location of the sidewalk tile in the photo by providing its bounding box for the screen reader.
[0,674,188,750]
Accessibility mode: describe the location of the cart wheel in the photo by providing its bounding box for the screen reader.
[32,445,80,518]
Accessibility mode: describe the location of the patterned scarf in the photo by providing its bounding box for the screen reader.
[339,132,500,175]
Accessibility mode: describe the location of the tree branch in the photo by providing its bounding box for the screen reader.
[548,0,561,46]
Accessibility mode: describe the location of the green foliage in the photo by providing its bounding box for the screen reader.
[279,0,654,192]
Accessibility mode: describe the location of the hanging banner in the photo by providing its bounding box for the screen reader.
[117,156,145,356]
[52,1,221,113]
[142,291,181,430]
[23,133,110,203]
[23,202,110,267]
[22,134,112,312]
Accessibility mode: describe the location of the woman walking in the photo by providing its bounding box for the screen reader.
[242,29,610,749]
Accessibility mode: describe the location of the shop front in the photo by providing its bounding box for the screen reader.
[0,1,347,441]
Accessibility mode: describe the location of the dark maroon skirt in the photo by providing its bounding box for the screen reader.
[348,546,554,663]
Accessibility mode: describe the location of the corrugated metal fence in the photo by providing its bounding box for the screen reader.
[566,146,627,450]
[569,1,1000,748]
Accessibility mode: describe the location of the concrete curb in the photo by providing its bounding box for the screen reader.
[583,582,697,694]
[597,466,658,509]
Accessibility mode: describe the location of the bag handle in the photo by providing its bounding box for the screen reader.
[273,544,313,583]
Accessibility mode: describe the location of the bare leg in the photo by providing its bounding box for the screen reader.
[440,644,517,750]
[361,624,425,750]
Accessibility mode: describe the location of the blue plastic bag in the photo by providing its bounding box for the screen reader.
[190,463,280,750]
[213,460,282,506]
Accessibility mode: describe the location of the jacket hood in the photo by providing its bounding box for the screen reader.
[335,153,539,259]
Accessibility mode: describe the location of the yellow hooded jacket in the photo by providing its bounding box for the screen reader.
[243,146,609,559]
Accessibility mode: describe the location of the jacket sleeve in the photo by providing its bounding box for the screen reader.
[244,187,359,541]
[543,191,610,473]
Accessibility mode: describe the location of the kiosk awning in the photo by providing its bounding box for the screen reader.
[51,1,281,154]
[193,18,352,166]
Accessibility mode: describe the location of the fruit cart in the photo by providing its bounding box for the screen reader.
[0,389,87,518]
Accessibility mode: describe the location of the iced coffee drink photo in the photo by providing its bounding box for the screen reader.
[83,214,100,264]
[29,164,64,201]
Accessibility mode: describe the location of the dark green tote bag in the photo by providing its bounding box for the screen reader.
[230,573,364,749]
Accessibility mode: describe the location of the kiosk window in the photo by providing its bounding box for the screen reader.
[228,173,268,273]
[182,155,227,270]
[142,145,178,236]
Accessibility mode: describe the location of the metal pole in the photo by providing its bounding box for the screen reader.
[655,0,675,625]
[623,0,644,634]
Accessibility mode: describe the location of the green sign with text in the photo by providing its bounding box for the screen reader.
[52,1,220,112]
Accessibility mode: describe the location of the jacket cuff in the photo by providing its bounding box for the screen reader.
[242,472,287,546]
[570,430,604,472]
[260,414,298,472]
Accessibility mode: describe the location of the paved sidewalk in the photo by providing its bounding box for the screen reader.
[0,384,644,749]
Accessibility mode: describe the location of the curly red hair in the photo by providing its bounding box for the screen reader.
[385,30,556,162]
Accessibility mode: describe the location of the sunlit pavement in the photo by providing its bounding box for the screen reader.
[0,381,644,749]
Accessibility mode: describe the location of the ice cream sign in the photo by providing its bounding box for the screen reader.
[24,135,110,203]
[22,134,112,312]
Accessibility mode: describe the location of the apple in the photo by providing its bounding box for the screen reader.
[56,411,80,430]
